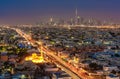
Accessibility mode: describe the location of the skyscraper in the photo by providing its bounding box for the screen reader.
[75,8,81,25]
[75,8,78,25]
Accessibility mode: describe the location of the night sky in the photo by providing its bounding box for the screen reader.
[0,0,120,24]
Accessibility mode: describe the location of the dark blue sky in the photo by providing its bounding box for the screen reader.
[0,0,120,24]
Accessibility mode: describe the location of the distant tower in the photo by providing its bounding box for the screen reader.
[50,17,53,23]
[77,16,80,25]
[75,8,78,19]
[49,17,53,25]
[75,8,78,25]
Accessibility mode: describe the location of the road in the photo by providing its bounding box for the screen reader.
[13,28,95,79]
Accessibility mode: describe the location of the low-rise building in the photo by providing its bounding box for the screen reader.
[103,66,118,72]
[0,52,8,62]
[106,74,119,79]
[52,71,72,79]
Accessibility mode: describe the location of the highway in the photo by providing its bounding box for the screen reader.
[12,28,95,79]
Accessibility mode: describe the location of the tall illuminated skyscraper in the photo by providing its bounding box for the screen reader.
[75,8,78,18]
[75,8,81,25]
[75,8,78,25]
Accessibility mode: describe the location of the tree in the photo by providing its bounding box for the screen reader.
[111,70,116,74]
[89,63,98,69]
[118,71,120,74]
[115,54,120,57]
[89,63,102,70]
[4,61,10,68]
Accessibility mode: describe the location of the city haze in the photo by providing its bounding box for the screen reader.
[0,0,120,24]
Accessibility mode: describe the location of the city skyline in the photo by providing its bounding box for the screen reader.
[0,1,120,78]
[0,0,120,24]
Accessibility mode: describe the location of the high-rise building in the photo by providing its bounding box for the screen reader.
[75,8,78,25]
[77,16,80,25]
[49,17,54,25]
[75,8,82,25]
